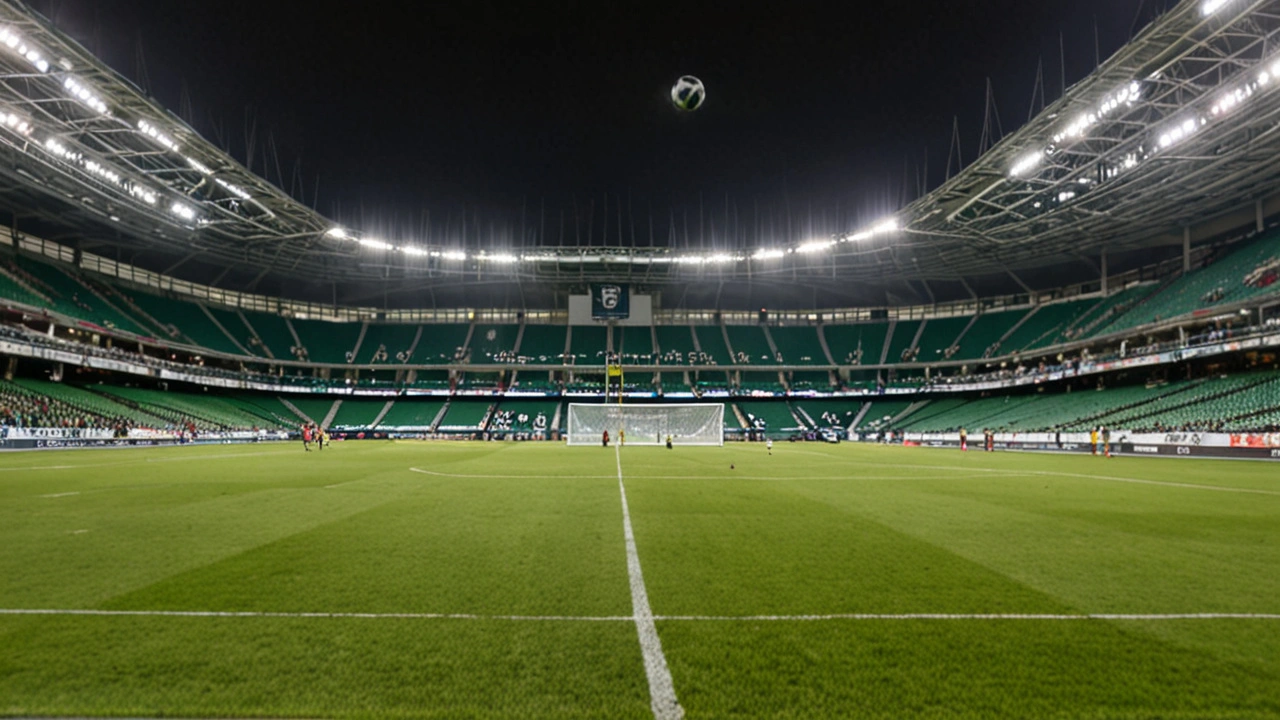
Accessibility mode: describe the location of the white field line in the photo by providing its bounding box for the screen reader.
[615,444,685,720]
[1,608,1276,622]
[38,491,80,498]
[408,467,1009,482]
[0,450,290,474]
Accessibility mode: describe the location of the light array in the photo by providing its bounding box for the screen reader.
[326,213,899,265]
[0,26,50,73]
[137,120,179,152]
[43,136,160,206]
[0,110,32,137]
[170,202,196,221]
[62,77,109,115]
[1202,0,1238,16]
[215,177,251,200]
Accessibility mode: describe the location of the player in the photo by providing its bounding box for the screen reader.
[1102,426,1111,458]
[319,428,329,450]
[602,429,610,448]
[959,427,968,451]
[665,434,673,450]
[766,438,773,455]
[619,428,626,446]
[1090,427,1099,456]
[301,423,312,452]
[985,428,994,452]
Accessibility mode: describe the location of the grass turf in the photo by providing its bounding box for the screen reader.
[0,441,1277,718]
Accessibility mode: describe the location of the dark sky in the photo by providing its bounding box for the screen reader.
[29,0,1163,248]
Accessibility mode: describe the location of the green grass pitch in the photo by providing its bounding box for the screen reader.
[1,440,1278,718]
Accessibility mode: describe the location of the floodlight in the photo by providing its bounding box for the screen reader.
[357,238,392,250]
[752,248,785,260]
[797,240,836,254]
[324,227,348,239]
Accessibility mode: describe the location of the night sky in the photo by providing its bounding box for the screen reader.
[30,0,1163,249]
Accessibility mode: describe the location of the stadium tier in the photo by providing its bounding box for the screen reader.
[951,310,1023,360]
[654,325,697,364]
[436,400,493,431]
[790,399,863,429]
[822,322,889,366]
[330,399,392,430]
[519,324,568,363]
[914,315,971,362]
[357,324,421,364]
[290,318,364,364]
[996,300,1091,354]
[693,326,733,365]
[725,325,776,364]
[488,399,558,434]
[569,324,608,364]
[417,324,471,363]
[125,292,244,355]
[470,324,519,363]
[884,319,923,364]
[767,326,827,365]
[1106,232,1280,335]
[616,325,655,363]
[377,399,447,431]
[6,255,151,336]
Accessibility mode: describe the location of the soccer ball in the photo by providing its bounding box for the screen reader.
[670,75,706,112]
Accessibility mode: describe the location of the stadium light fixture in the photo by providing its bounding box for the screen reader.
[170,202,196,222]
[215,178,251,201]
[752,248,786,260]
[0,27,50,73]
[324,227,348,240]
[137,120,179,153]
[1009,150,1044,178]
[438,250,467,261]
[0,111,32,137]
[797,239,836,254]
[478,252,518,264]
[399,246,429,256]
[1202,0,1237,16]
[356,238,392,250]
[185,157,213,175]
[62,77,109,115]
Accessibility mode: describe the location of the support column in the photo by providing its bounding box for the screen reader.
[1258,198,1265,233]
[1100,248,1108,295]
[1183,226,1192,273]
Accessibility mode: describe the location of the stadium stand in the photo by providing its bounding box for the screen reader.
[378,400,447,430]
[569,325,609,364]
[1072,284,1159,338]
[0,378,117,429]
[0,268,49,308]
[291,318,364,364]
[694,325,733,365]
[768,326,828,365]
[519,324,568,363]
[470,324,519,363]
[951,310,1026,360]
[725,325,777,364]
[823,322,889,366]
[125,292,243,355]
[737,400,804,435]
[616,326,655,364]
[1105,233,1280,334]
[914,315,972,362]
[6,256,149,336]
[790,399,863,429]
[416,324,471,363]
[437,400,493,431]
[357,324,421,364]
[885,319,923,364]
[488,399,558,434]
[330,399,391,430]
[788,370,833,390]
[654,325,697,365]
[997,299,1094,354]
[288,397,339,426]
[854,399,919,433]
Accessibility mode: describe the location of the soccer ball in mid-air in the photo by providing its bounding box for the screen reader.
[670,75,706,112]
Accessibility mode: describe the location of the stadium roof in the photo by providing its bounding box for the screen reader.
[0,0,1277,309]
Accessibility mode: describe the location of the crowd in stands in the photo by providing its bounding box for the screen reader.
[0,383,130,436]
[843,349,864,365]
[487,409,549,433]
[1245,257,1280,289]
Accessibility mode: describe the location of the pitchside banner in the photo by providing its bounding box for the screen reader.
[591,283,630,320]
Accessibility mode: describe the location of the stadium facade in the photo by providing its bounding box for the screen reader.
[0,0,1278,458]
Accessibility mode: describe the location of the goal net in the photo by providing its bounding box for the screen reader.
[566,403,724,446]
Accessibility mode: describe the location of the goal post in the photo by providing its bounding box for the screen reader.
[566,403,724,446]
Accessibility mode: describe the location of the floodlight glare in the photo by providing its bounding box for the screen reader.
[324,227,348,240]
[797,240,836,254]
[1202,0,1236,16]
[752,248,786,260]
[1009,150,1044,177]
